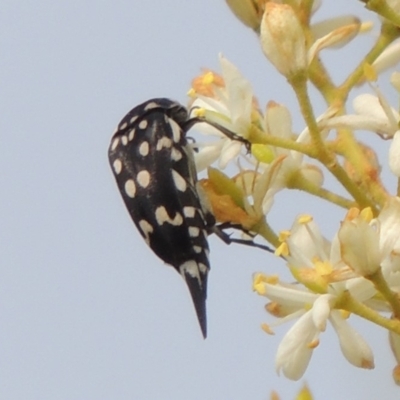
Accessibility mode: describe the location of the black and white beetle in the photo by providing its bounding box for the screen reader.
[108,98,271,338]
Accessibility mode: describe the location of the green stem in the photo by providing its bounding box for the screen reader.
[289,73,325,150]
[255,218,280,249]
[289,72,376,211]
[287,172,355,209]
[249,127,316,157]
[367,269,400,320]
[335,291,400,335]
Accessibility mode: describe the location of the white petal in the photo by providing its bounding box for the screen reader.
[259,282,318,306]
[219,54,253,129]
[308,16,360,63]
[312,294,334,331]
[311,15,360,44]
[288,218,330,262]
[194,143,223,172]
[338,219,380,275]
[378,197,400,255]
[265,102,293,140]
[330,311,374,369]
[373,41,400,74]
[218,140,242,169]
[353,93,399,134]
[276,311,316,380]
[321,114,394,137]
[389,131,400,177]
[344,277,376,303]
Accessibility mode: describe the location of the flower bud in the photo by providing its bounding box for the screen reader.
[260,3,307,77]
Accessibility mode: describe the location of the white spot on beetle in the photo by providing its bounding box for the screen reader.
[144,101,158,111]
[137,170,150,188]
[156,137,172,150]
[124,179,136,198]
[193,246,202,254]
[130,115,138,124]
[139,141,149,156]
[155,206,183,226]
[139,119,148,129]
[198,263,208,274]
[171,147,182,161]
[169,118,182,142]
[138,219,154,244]
[128,128,135,141]
[113,159,122,174]
[121,136,128,145]
[189,227,200,237]
[111,138,119,151]
[179,260,201,282]
[183,206,196,218]
[120,122,128,130]
[172,170,187,192]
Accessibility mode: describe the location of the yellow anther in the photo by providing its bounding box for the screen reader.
[261,323,275,335]
[253,273,278,294]
[202,71,215,85]
[187,88,196,97]
[275,242,289,257]
[393,365,400,385]
[360,21,373,33]
[361,357,374,369]
[297,214,313,224]
[339,309,350,319]
[264,274,279,284]
[253,282,266,295]
[345,207,360,221]
[278,230,291,242]
[360,207,373,222]
[307,339,320,349]
[314,260,333,276]
[265,302,282,317]
[193,108,206,118]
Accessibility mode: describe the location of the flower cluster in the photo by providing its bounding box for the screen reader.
[186,0,400,384]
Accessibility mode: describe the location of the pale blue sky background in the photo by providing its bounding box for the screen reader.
[1,1,400,399]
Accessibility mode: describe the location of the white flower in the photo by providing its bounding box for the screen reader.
[320,92,399,138]
[234,103,324,217]
[254,272,374,379]
[189,54,254,171]
[318,87,400,176]
[254,214,376,380]
[260,3,367,75]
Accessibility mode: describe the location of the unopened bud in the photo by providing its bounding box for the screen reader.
[260,3,307,77]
